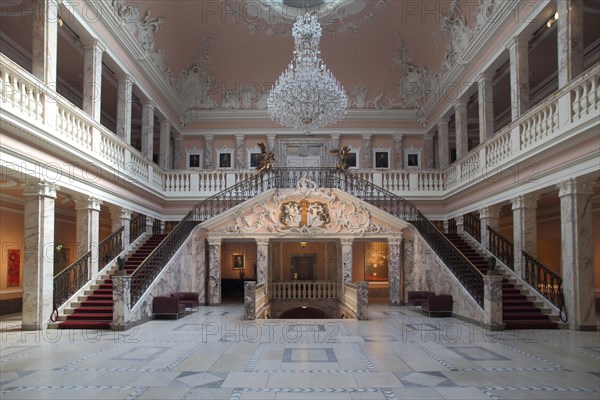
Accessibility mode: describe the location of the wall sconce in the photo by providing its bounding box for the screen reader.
[299,241,307,248]
[58,16,64,27]
[547,12,558,28]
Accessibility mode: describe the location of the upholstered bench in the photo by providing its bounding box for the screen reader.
[407,291,435,307]
[421,294,453,317]
[171,292,200,311]
[153,296,186,319]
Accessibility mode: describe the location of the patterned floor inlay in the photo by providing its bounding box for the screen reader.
[393,371,457,387]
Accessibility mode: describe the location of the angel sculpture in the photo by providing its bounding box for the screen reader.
[331,145,351,171]
[257,142,275,173]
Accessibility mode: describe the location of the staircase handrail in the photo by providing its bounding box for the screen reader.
[51,251,91,320]
[130,214,146,243]
[463,213,481,242]
[487,226,514,270]
[522,250,567,322]
[98,226,124,270]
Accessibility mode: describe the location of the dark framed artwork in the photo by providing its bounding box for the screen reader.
[7,249,20,287]
[219,152,232,168]
[189,154,200,168]
[249,152,261,168]
[374,151,389,169]
[347,152,357,168]
[407,153,419,167]
[232,254,245,270]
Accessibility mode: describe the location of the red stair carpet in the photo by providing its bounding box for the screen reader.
[57,234,166,330]
[445,233,558,330]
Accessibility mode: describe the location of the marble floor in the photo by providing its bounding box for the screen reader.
[1,304,599,400]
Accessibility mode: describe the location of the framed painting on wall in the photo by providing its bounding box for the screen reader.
[232,254,245,270]
[7,249,20,287]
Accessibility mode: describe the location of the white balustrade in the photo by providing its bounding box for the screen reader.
[149,164,163,191]
[271,281,338,301]
[0,56,45,124]
[164,171,191,192]
[99,128,126,169]
[56,104,94,152]
[485,126,512,167]
[129,152,149,182]
[519,101,558,150]
[418,171,444,191]
[571,64,600,122]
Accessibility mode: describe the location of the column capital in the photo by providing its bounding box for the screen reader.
[116,72,134,83]
[110,206,132,220]
[477,70,494,83]
[80,36,106,52]
[204,134,215,141]
[174,135,183,143]
[142,100,156,109]
[266,133,277,139]
[393,133,404,141]
[557,177,595,197]
[361,133,372,140]
[160,121,171,129]
[74,196,102,211]
[511,194,539,210]
[453,100,467,111]
[340,238,354,246]
[255,238,269,246]
[387,236,402,245]
[207,236,222,246]
[235,133,245,140]
[437,118,449,126]
[480,205,500,219]
[506,35,528,51]
[424,131,435,139]
[23,181,59,199]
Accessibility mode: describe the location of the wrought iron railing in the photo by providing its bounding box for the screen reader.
[523,251,567,321]
[463,213,481,242]
[448,218,457,234]
[130,214,146,243]
[487,227,514,270]
[98,227,123,269]
[51,252,90,320]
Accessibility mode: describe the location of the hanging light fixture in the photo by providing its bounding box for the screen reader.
[267,13,348,134]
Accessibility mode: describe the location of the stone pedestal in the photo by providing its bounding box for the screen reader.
[393,134,404,169]
[235,134,245,169]
[437,120,449,169]
[508,36,530,120]
[340,238,353,284]
[208,237,222,304]
[388,238,402,305]
[111,272,131,331]
[511,194,538,278]
[22,182,58,330]
[454,101,468,159]
[483,274,504,330]
[557,178,595,330]
[141,102,155,159]
[362,134,372,169]
[159,122,171,169]
[480,206,500,249]
[75,196,102,277]
[478,72,494,143]
[81,37,105,122]
[204,134,215,169]
[557,0,584,88]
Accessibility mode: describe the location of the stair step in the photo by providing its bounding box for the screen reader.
[504,320,559,330]
[64,313,113,320]
[80,300,113,307]
[72,307,113,313]
[503,313,551,320]
[58,321,111,329]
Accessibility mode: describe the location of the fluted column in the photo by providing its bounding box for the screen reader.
[256,239,268,288]
[557,177,595,330]
[454,101,468,159]
[362,134,372,169]
[508,36,530,120]
[22,181,58,330]
[388,237,402,305]
[75,196,102,277]
[423,132,434,169]
[159,121,171,169]
[111,207,131,246]
[511,194,538,278]
[437,119,449,168]
[478,72,494,143]
[393,134,404,169]
[141,101,155,159]
[204,134,215,169]
[235,134,245,169]
[32,0,58,89]
[340,238,353,284]
[81,37,105,122]
[173,136,183,169]
[116,74,134,144]
[207,237,222,304]
[557,0,584,88]
[480,205,500,249]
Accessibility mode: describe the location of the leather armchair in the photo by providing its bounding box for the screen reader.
[421,294,453,316]
[153,296,186,319]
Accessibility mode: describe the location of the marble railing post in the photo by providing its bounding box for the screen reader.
[356,281,369,320]
[141,101,155,160]
[437,119,449,169]
[557,177,595,330]
[508,35,530,120]
[340,238,353,284]
[388,237,402,305]
[480,205,500,249]
[204,134,215,169]
[362,134,372,169]
[81,37,105,122]
[511,194,538,278]
[235,133,245,169]
[478,71,494,143]
[393,134,404,169]
[483,274,504,330]
[111,272,130,331]
[75,196,102,278]
[116,73,134,144]
[244,281,256,320]
[159,121,171,169]
[208,237,222,304]
[423,132,435,169]
[173,136,184,169]
[454,101,468,159]
[22,181,58,330]
[557,0,584,88]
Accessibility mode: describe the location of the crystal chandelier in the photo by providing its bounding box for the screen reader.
[267,13,348,134]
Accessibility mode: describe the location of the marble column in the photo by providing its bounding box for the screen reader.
[111,272,130,331]
[477,71,494,143]
[32,0,58,89]
[81,37,105,122]
[173,136,183,169]
[437,119,449,168]
[330,133,340,166]
[402,237,415,303]
[423,132,435,169]
[235,134,245,169]
[22,181,58,330]
[195,234,206,304]
[388,237,402,305]
[454,101,468,159]
[483,274,503,330]
[141,101,155,160]
[111,207,131,246]
[116,74,134,144]
[511,194,538,278]
[159,121,171,169]
[557,0,584,88]
[340,238,353,284]
[557,177,595,330]
[507,36,530,120]
[362,134,372,169]
[256,239,268,286]
[204,134,215,169]
[75,196,102,277]
[455,215,465,233]
[393,134,404,169]
[207,237,222,304]
[480,205,500,249]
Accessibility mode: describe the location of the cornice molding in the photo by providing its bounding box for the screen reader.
[180,128,425,137]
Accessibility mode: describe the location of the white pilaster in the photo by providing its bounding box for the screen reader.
[111,207,131,246]
[480,205,500,249]
[362,134,372,169]
[511,194,538,278]
[388,237,402,305]
[204,134,215,169]
[256,239,268,287]
[557,177,595,330]
[557,0,584,88]
[235,134,245,169]
[340,238,353,284]
[393,134,404,169]
[437,119,449,168]
[75,196,102,277]
[423,132,434,169]
[208,237,222,304]
[477,72,494,143]
[508,36,530,120]
[454,101,468,159]
[32,0,58,89]
[330,133,340,166]
[159,121,171,169]
[81,37,105,122]
[141,101,155,159]
[22,181,58,330]
[173,136,183,169]
[116,74,134,144]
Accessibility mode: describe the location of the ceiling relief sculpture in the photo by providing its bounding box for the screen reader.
[218,177,397,236]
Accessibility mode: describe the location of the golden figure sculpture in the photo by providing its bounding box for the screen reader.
[330,145,351,171]
[257,142,275,172]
